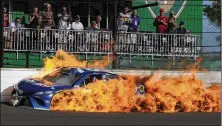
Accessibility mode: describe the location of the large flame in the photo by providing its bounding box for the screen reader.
[50,74,221,113]
[33,50,221,113]
[33,50,112,79]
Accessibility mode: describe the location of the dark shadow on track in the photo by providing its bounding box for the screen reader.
[1,103,221,125]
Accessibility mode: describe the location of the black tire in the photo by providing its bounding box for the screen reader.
[9,90,22,107]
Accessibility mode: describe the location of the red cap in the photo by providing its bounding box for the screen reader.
[160,8,164,12]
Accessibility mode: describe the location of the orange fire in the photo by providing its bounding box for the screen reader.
[33,50,221,113]
[50,74,221,113]
[33,50,112,79]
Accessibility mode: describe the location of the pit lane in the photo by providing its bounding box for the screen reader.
[1,103,220,125]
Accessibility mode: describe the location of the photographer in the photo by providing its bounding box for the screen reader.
[57,6,72,30]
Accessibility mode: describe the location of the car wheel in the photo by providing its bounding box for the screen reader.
[138,85,145,94]
[135,84,146,95]
[9,90,22,107]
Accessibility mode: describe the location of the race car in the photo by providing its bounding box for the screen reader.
[9,67,120,110]
[9,67,146,110]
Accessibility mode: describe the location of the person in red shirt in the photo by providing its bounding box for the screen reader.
[4,7,9,27]
[153,8,168,33]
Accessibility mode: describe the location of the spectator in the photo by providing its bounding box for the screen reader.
[153,8,168,33]
[174,21,191,51]
[57,6,72,30]
[37,15,43,28]
[9,17,22,31]
[117,6,131,31]
[175,21,190,34]
[41,3,55,29]
[167,11,176,54]
[71,15,84,30]
[71,15,84,52]
[29,7,40,28]
[7,17,22,49]
[95,15,102,29]
[20,16,28,28]
[167,11,176,34]
[4,7,9,27]
[90,21,100,31]
[128,9,140,32]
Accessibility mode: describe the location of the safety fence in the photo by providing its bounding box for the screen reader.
[117,32,201,57]
[3,27,113,54]
[3,27,201,56]
[3,27,204,69]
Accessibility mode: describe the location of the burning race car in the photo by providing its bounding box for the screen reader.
[9,67,146,110]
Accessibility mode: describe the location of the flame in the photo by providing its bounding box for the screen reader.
[33,50,112,79]
[32,50,220,113]
[50,73,221,113]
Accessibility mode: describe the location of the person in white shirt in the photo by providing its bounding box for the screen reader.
[71,15,84,30]
[71,15,84,51]
[9,17,22,32]
[7,17,22,49]
[117,6,131,31]
[57,7,72,30]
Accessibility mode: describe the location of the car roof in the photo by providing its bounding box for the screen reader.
[61,67,116,76]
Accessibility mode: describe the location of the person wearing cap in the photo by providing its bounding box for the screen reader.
[167,11,177,54]
[167,11,177,34]
[71,15,84,30]
[153,8,168,33]
[174,21,191,52]
[175,21,190,34]
[41,3,55,29]
[89,21,100,31]
[57,6,72,30]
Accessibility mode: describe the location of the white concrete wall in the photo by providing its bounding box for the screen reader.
[1,68,221,102]
[1,69,39,102]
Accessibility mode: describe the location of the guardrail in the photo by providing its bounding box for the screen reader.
[3,27,113,54]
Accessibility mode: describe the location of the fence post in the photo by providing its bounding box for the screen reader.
[0,0,4,68]
[26,38,30,68]
[88,2,91,27]
[112,0,118,69]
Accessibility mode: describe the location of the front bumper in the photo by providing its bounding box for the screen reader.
[12,87,52,110]
[29,95,51,110]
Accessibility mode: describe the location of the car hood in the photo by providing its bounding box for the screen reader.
[17,79,72,93]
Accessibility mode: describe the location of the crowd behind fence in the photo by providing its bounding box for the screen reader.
[3,28,113,54]
[117,32,201,57]
[3,27,201,60]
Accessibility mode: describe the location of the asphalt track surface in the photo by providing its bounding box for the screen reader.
[1,103,221,125]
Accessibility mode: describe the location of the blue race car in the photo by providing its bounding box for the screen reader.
[9,67,120,110]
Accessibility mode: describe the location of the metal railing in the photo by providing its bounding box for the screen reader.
[3,27,201,64]
[3,27,113,54]
[117,32,201,57]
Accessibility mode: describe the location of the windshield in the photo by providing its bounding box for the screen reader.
[42,68,83,86]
